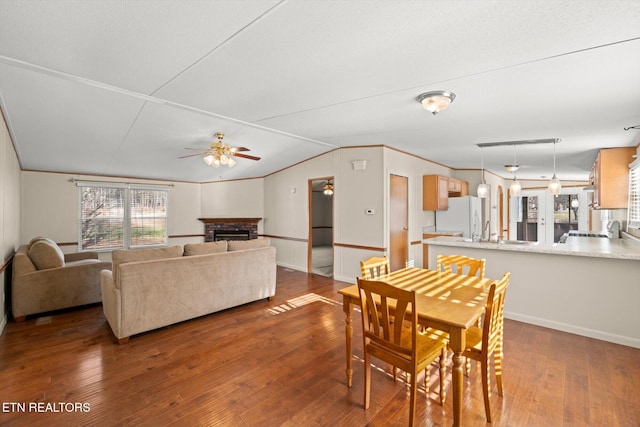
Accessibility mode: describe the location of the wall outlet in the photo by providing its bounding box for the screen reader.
[365,209,374,215]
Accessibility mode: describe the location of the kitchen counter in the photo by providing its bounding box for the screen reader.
[422,235,640,261]
[426,234,640,349]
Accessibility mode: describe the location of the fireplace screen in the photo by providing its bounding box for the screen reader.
[213,230,250,241]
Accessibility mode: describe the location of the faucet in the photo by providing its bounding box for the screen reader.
[483,220,490,240]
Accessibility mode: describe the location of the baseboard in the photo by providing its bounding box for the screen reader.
[334,274,356,284]
[276,262,306,273]
[505,310,640,349]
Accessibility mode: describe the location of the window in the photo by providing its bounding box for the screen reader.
[629,159,640,235]
[78,183,168,251]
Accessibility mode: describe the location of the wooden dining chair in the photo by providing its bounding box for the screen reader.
[463,272,511,423]
[357,278,447,426]
[436,254,486,278]
[360,256,390,280]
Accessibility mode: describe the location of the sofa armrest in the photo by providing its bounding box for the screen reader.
[65,251,99,262]
[11,260,112,318]
[101,270,124,342]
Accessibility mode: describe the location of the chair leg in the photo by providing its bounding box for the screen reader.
[495,352,504,397]
[481,355,492,423]
[439,348,447,404]
[465,357,471,376]
[409,369,418,427]
[364,352,371,409]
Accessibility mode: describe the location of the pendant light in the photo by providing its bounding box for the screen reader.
[509,145,521,196]
[548,141,561,195]
[477,147,489,198]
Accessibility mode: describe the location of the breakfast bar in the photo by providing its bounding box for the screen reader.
[425,235,640,348]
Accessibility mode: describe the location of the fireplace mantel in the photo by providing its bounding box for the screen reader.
[198,218,262,224]
[199,218,261,241]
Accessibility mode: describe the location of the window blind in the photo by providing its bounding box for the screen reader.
[629,159,640,229]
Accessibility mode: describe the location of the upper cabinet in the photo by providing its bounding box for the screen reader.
[591,147,635,209]
[423,175,469,210]
[423,175,449,210]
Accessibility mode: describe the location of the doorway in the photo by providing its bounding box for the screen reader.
[509,190,549,243]
[389,174,408,271]
[308,177,334,276]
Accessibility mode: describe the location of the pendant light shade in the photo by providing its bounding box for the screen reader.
[477,146,489,198]
[509,145,521,196]
[548,141,561,195]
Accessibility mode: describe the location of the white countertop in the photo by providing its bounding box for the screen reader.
[423,235,640,261]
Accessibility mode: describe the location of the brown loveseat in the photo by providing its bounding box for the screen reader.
[101,239,277,343]
[12,237,112,321]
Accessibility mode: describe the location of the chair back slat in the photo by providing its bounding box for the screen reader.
[357,278,416,361]
[436,254,486,278]
[360,256,390,280]
[482,272,511,353]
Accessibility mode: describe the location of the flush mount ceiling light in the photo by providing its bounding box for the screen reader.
[504,164,519,173]
[417,91,456,115]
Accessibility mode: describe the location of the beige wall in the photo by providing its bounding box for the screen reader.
[20,172,203,258]
[1,111,21,332]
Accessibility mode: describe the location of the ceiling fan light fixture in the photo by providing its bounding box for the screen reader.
[323,181,334,196]
[504,164,519,173]
[203,154,215,166]
[417,91,456,115]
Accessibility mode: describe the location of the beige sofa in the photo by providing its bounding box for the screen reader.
[12,237,112,321]
[100,239,277,343]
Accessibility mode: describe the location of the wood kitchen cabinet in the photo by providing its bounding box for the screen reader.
[423,175,449,210]
[592,147,635,209]
[423,175,470,210]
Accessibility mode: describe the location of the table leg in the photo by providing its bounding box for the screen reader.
[449,328,465,427]
[343,296,353,387]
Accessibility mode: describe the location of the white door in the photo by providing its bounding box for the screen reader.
[509,190,550,243]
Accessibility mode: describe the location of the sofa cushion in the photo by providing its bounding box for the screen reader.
[228,238,270,251]
[183,241,228,256]
[28,239,65,270]
[112,245,183,283]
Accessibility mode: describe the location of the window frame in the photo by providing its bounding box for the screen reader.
[78,182,169,252]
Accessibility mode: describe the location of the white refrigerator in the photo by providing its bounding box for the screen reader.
[435,196,482,239]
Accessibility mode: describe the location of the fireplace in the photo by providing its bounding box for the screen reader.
[199,218,261,242]
[213,230,250,241]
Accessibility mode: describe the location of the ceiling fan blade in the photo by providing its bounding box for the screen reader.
[233,152,261,161]
[183,147,209,151]
[231,146,250,152]
[178,152,208,159]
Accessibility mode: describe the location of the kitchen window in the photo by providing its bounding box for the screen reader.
[78,182,169,251]
[629,158,640,236]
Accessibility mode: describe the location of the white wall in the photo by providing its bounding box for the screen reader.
[200,178,264,233]
[1,111,21,332]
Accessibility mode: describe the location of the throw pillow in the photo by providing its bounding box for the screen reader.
[183,241,228,256]
[28,239,65,270]
[228,238,270,251]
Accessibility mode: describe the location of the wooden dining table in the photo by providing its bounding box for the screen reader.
[338,267,494,427]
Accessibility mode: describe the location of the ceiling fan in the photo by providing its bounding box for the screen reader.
[179,132,260,168]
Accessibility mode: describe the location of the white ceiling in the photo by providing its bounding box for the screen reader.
[1,0,639,183]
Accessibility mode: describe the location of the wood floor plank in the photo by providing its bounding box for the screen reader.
[1,266,640,426]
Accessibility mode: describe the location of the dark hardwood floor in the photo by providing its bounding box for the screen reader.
[1,267,639,426]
